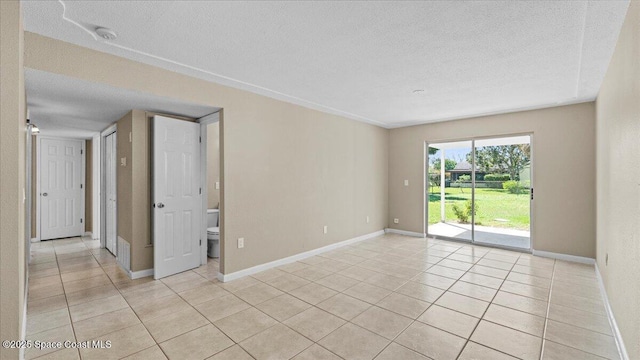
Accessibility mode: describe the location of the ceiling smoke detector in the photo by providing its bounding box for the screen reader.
[95,27,117,40]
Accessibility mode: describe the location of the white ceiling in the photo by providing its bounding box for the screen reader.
[22,1,629,128]
[26,69,218,139]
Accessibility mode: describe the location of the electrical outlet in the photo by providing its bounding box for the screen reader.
[366,216,370,223]
[323,225,328,234]
[215,181,220,190]
[238,238,244,248]
[404,180,409,186]
[394,218,399,224]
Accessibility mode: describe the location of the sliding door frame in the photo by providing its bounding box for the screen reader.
[425,132,534,252]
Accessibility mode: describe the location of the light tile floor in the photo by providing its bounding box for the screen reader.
[25,234,620,360]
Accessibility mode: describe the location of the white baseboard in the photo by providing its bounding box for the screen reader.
[129,268,154,280]
[385,228,426,238]
[115,260,129,275]
[595,263,629,360]
[117,263,157,281]
[218,229,385,283]
[532,250,595,264]
[30,237,39,243]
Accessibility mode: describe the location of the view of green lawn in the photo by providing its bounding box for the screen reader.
[427,186,530,230]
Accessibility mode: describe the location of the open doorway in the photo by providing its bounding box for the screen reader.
[26,69,219,278]
[199,113,222,276]
[426,135,532,250]
[24,69,224,348]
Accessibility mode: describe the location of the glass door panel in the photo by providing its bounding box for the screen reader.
[472,135,531,249]
[427,140,473,242]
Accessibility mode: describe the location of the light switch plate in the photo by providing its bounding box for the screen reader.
[323,225,328,234]
[238,238,244,248]
[215,182,220,190]
[120,157,127,166]
[366,216,370,223]
[404,180,409,186]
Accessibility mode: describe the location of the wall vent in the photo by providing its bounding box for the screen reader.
[117,236,131,271]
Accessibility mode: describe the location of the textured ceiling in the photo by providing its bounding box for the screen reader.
[22,1,629,128]
[26,69,218,138]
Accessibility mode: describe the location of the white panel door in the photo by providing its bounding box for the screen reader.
[105,132,117,255]
[40,138,83,240]
[153,116,201,279]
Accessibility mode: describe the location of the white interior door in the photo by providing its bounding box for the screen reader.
[40,138,84,240]
[105,132,117,255]
[153,116,201,279]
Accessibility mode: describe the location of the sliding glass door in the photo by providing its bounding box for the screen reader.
[426,135,531,250]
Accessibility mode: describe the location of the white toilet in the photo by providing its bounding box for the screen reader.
[207,209,220,258]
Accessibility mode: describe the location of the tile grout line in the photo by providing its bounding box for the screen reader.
[228,248,383,359]
[314,239,445,358]
[73,237,161,359]
[32,236,502,359]
[539,258,558,360]
[229,237,445,359]
[130,267,229,358]
[541,261,621,359]
[29,234,612,360]
[452,244,518,359]
[30,243,74,359]
[365,240,512,359]
[73,237,148,359]
[302,238,448,359]
[56,241,83,358]
[30,238,94,359]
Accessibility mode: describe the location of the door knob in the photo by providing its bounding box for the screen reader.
[157,203,165,208]
[42,193,48,197]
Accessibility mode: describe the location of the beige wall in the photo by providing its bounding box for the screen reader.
[24,33,389,274]
[85,139,93,233]
[389,102,596,258]
[596,2,639,358]
[130,111,153,271]
[207,122,220,209]
[0,1,27,357]
[223,105,389,272]
[117,111,134,250]
[116,110,153,271]
[133,112,154,270]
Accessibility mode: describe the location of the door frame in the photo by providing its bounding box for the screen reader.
[36,136,86,241]
[91,133,101,240]
[198,111,221,266]
[424,132,534,252]
[100,124,117,251]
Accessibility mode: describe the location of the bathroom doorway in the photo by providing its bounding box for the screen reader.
[199,111,223,277]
